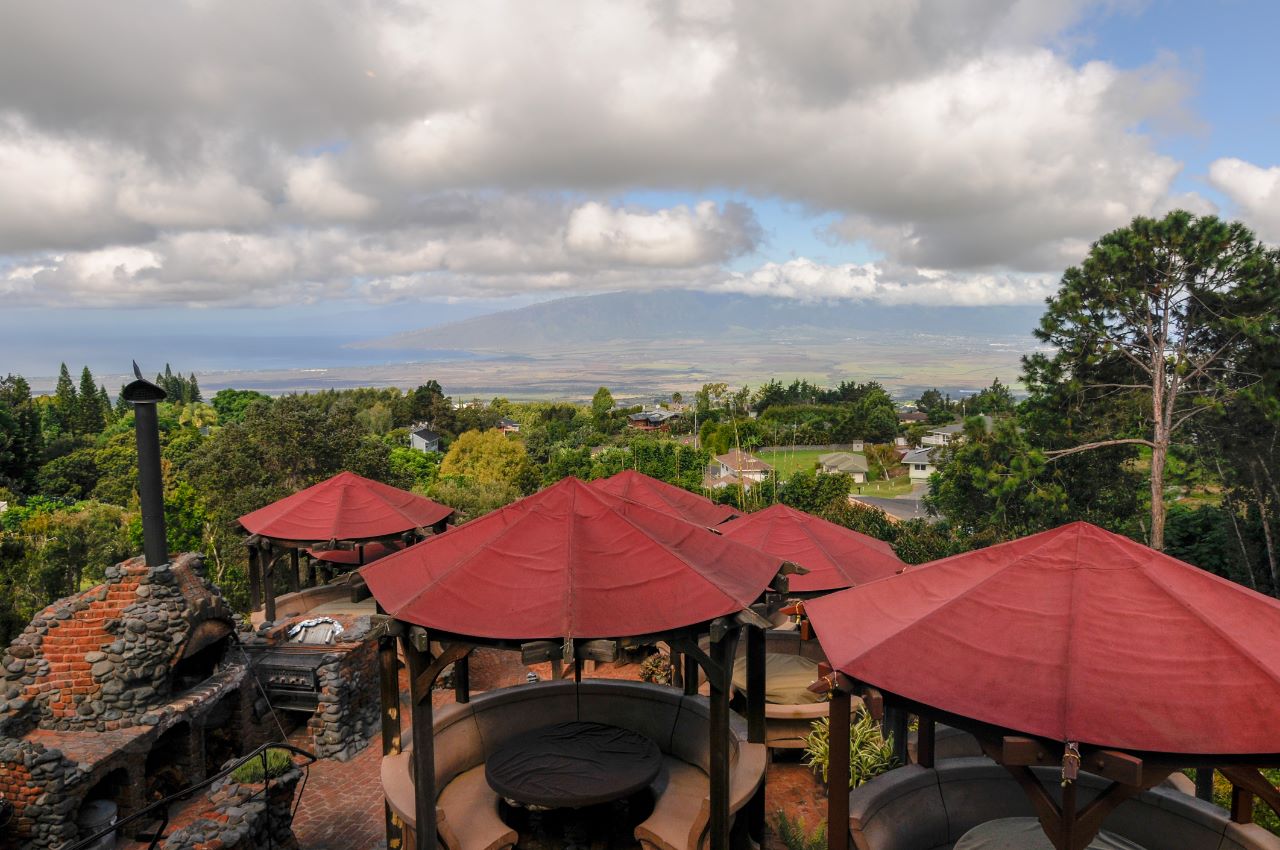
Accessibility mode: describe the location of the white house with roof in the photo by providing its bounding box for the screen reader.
[817,452,869,484]
[902,447,938,481]
[409,425,441,453]
[705,449,773,489]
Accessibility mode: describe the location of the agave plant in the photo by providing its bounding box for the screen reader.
[802,708,896,788]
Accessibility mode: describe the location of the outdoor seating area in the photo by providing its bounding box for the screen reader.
[846,759,1280,850]
[381,681,766,850]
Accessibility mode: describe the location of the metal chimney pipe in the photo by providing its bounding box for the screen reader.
[121,362,168,567]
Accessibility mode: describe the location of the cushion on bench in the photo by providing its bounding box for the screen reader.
[436,765,517,850]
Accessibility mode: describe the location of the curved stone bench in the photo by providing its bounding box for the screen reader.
[845,758,1280,850]
[382,680,766,850]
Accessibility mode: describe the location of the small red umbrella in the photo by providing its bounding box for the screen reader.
[361,477,786,640]
[239,471,454,542]
[719,503,902,592]
[805,521,1280,755]
[590,470,740,526]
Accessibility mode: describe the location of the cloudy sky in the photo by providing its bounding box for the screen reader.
[1,0,1278,372]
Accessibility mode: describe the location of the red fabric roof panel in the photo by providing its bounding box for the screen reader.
[361,477,786,640]
[719,503,903,592]
[238,471,455,542]
[805,522,1280,755]
[590,470,740,526]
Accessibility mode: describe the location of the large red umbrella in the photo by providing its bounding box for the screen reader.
[590,470,740,526]
[719,503,902,592]
[239,471,454,542]
[805,521,1280,755]
[361,476,786,640]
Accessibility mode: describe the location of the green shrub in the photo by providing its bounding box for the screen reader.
[772,810,826,850]
[803,708,896,788]
[230,748,294,784]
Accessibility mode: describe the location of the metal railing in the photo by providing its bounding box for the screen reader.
[67,742,317,850]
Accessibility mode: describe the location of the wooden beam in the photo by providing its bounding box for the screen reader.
[288,547,301,593]
[1220,767,1280,824]
[411,643,474,702]
[247,546,261,612]
[707,630,733,850]
[827,687,851,850]
[746,624,766,744]
[916,716,936,768]
[402,638,438,850]
[453,653,470,704]
[378,636,405,850]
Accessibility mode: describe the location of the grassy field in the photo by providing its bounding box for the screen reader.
[758,449,915,497]
[758,449,828,479]
[851,475,916,498]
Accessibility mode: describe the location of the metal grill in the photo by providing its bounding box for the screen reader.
[251,649,325,712]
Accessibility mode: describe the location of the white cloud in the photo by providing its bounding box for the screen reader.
[0,1,1220,308]
[565,201,757,266]
[1208,158,1280,242]
[715,258,1057,306]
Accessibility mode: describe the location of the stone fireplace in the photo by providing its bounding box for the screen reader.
[0,553,269,849]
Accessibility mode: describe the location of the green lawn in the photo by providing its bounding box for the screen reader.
[758,449,828,479]
[758,448,913,496]
[850,475,915,498]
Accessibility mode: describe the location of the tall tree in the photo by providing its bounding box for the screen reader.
[76,366,104,434]
[591,386,615,429]
[0,375,44,493]
[52,363,78,434]
[1025,211,1280,549]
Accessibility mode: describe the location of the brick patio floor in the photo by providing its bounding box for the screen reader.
[288,650,828,850]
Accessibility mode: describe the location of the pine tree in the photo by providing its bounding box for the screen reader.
[115,384,131,418]
[76,366,104,434]
[98,384,116,424]
[53,363,78,434]
[187,372,202,404]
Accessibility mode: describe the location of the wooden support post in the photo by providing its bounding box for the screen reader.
[671,649,684,689]
[1231,784,1254,824]
[247,546,261,612]
[573,657,583,683]
[916,716,936,768]
[885,707,908,767]
[454,654,470,704]
[262,547,276,624]
[379,636,405,849]
[684,653,699,696]
[708,633,732,850]
[305,553,317,588]
[288,548,301,593]
[746,624,766,745]
[402,636,438,850]
[828,687,851,850]
[1196,768,1215,801]
[744,624,767,847]
[1060,779,1079,850]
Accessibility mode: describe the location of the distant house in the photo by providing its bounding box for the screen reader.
[920,416,993,447]
[708,449,773,486]
[409,425,441,453]
[921,422,965,447]
[898,411,928,424]
[702,472,746,491]
[817,452,869,484]
[497,417,521,434]
[628,409,680,431]
[902,447,938,481]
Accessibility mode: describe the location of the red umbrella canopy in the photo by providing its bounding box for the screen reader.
[590,470,740,526]
[719,503,903,592]
[360,477,787,641]
[239,471,455,542]
[805,521,1280,755]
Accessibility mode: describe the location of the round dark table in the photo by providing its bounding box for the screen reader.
[485,721,663,809]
